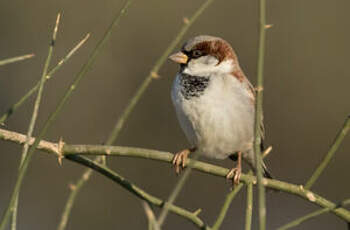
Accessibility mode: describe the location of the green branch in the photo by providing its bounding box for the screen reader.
[305,116,350,189]
[1,14,61,230]
[212,184,244,230]
[0,54,34,66]
[277,199,350,230]
[1,127,350,224]
[254,0,269,229]
[245,173,254,230]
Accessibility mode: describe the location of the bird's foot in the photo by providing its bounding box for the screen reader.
[172,147,196,174]
[226,167,242,185]
[226,151,242,185]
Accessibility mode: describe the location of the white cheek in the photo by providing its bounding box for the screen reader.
[183,57,234,77]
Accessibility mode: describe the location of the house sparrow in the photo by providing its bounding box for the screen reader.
[169,35,272,184]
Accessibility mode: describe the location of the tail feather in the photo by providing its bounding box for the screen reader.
[262,163,273,179]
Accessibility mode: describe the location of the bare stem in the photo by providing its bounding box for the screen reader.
[0,54,34,66]
[1,127,350,224]
[0,33,90,125]
[157,153,200,227]
[277,199,350,230]
[254,0,268,229]
[212,184,244,230]
[304,116,350,189]
[142,202,160,230]
[1,13,61,230]
[245,173,254,230]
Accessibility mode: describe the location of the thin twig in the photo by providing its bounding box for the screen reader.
[1,127,350,223]
[0,33,90,125]
[1,13,61,230]
[304,116,350,189]
[142,202,161,230]
[254,0,268,229]
[57,0,215,229]
[0,54,34,66]
[245,173,254,230]
[211,184,244,230]
[157,152,200,227]
[277,199,350,230]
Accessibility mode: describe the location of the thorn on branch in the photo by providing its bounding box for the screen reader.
[68,183,77,191]
[255,86,264,92]
[262,145,272,159]
[151,71,160,79]
[183,17,190,24]
[265,24,273,29]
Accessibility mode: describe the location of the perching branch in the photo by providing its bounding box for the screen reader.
[305,116,350,189]
[1,127,350,225]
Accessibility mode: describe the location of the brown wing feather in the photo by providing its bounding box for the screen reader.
[232,66,266,152]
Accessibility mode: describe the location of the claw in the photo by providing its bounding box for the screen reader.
[172,147,195,174]
[226,151,242,185]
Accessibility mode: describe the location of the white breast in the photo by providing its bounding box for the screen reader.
[171,70,255,159]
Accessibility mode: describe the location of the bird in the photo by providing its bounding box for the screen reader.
[169,35,272,184]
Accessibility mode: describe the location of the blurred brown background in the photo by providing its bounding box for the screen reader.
[0,0,349,229]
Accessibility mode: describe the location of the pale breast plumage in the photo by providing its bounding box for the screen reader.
[171,69,255,159]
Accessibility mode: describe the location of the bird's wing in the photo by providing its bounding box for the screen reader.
[232,66,266,151]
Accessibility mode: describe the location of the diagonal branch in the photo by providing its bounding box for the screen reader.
[277,199,350,230]
[305,116,350,189]
[212,183,244,230]
[1,127,350,224]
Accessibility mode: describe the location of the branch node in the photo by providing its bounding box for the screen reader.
[193,208,202,216]
[306,192,316,202]
[57,137,65,166]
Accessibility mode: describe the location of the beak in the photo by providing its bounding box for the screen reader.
[168,51,188,64]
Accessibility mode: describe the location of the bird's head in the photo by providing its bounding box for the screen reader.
[169,35,238,77]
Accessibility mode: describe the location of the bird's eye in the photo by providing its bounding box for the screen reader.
[192,50,202,58]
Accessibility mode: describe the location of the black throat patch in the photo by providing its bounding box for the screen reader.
[179,73,210,100]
